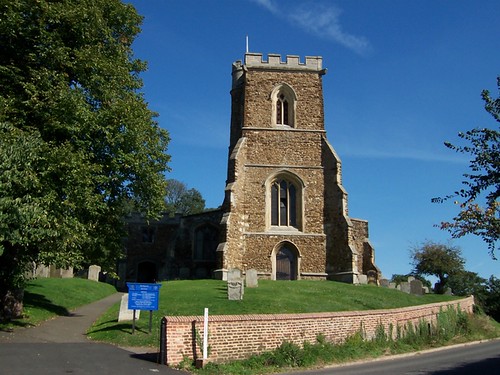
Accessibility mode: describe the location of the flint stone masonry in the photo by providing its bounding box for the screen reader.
[162,296,474,366]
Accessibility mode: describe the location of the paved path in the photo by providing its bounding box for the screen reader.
[0,292,185,374]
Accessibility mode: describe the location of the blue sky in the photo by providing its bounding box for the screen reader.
[126,0,499,282]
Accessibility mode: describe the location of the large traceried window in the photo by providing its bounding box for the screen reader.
[271,180,297,227]
[271,83,297,127]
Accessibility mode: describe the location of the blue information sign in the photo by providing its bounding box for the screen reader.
[127,283,162,311]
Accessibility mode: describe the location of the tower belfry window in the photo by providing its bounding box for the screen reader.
[276,94,289,125]
[271,84,296,127]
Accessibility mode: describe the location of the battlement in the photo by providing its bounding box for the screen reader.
[244,53,323,72]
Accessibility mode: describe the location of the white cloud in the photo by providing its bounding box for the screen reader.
[250,0,371,55]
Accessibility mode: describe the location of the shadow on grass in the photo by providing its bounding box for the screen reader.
[23,291,70,316]
[88,319,149,335]
[0,291,70,329]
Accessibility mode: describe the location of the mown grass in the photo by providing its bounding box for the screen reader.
[87,279,459,348]
[0,278,117,330]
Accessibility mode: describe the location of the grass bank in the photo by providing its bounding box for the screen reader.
[87,279,459,348]
[0,278,117,330]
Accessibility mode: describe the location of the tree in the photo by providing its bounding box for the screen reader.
[433,77,500,258]
[164,179,205,216]
[0,0,170,319]
[410,241,465,294]
[447,270,487,297]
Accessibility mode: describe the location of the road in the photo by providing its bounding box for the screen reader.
[281,339,500,375]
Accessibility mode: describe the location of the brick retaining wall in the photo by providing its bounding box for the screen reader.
[163,296,474,366]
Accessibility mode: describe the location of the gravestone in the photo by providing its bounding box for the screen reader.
[400,282,410,294]
[389,282,397,289]
[118,294,140,322]
[367,270,378,285]
[228,268,242,281]
[228,268,244,300]
[379,279,390,288]
[410,279,423,295]
[407,276,415,282]
[358,275,368,284]
[245,269,258,288]
[88,265,101,282]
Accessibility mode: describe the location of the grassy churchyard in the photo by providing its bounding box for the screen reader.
[2,278,499,375]
[88,279,457,348]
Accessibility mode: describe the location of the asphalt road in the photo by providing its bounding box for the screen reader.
[280,339,500,375]
[0,293,185,375]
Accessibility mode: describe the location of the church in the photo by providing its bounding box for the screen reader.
[121,53,379,285]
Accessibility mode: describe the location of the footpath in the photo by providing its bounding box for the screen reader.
[0,292,185,374]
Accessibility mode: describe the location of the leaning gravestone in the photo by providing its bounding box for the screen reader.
[88,265,101,282]
[118,294,140,322]
[228,268,244,300]
[367,270,378,285]
[410,279,423,296]
[245,269,258,288]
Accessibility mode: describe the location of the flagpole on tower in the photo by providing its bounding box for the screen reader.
[246,35,249,54]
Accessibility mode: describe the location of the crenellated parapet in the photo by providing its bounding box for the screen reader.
[244,52,325,72]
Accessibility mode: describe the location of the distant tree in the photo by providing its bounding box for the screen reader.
[433,76,499,258]
[483,276,500,322]
[447,270,487,297]
[0,0,170,319]
[410,241,465,294]
[165,179,205,216]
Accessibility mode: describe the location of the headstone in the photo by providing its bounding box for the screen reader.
[228,268,242,282]
[367,270,377,285]
[228,280,244,300]
[118,294,140,322]
[228,268,244,300]
[245,269,258,288]
[88,265,101,281]
[444,287,453,295]
[400,282,410,294]
[407,276,416,282]
[389,282,397,289]
[358,275,368,284]
[379,279,390,288]
[423,286,430,294]
[410,279,423,295]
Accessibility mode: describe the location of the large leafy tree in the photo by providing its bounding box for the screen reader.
[433,77,500,258]
[0,0,170,319]
[410,241,465,294]
[164,179,206,216]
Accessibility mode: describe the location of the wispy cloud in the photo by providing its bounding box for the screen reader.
[250,0,371,55]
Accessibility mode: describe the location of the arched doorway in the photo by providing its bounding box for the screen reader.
[137,261,157,283]
[275,245,298,280]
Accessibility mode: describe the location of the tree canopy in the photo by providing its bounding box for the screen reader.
[433,77,500,258]
[164,179,206,216]
[410,241,465,294]
[0,0,170,319]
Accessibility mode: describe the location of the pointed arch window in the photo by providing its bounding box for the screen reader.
[271,179,297,227]
[271,84,296,127]
[276,94,289,125]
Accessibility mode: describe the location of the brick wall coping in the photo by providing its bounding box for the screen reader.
[165,296,473,323]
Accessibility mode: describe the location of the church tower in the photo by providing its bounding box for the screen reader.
[216,53,379,283]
